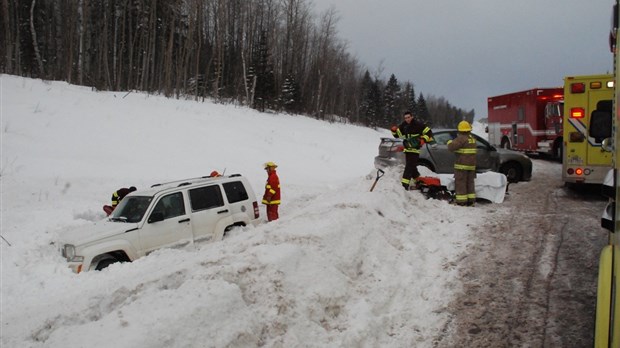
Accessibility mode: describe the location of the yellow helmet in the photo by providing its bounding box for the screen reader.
[264,161,278,169]
[457,120,472,132]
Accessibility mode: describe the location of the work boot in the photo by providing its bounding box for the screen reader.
[402,183,410,191]
[467,201,476,207]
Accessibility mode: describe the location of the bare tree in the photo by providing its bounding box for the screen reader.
[29,0,44,76]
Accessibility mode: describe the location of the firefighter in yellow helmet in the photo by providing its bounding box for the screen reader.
[262,162,281,221]
[448,121,477,206]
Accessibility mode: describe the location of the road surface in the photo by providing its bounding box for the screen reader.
[436,159,608,347]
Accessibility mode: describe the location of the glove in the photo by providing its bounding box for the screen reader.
[390,125,398,132]
[263,194,272,202]
[447,140,453,145]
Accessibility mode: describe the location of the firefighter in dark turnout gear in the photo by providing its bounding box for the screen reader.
[447,121,477,206]
[111,186,137,207]
[391,111,434,190]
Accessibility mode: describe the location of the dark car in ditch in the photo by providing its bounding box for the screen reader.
[374,129,533,183]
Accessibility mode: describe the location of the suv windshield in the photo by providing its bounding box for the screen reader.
[110,196,153,223]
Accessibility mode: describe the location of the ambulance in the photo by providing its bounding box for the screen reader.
[562,74,614,185]
[593,2,620,346]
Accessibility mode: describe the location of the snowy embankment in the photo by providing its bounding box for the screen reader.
[1,75,481,347]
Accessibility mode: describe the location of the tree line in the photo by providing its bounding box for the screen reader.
[1,0,474,128]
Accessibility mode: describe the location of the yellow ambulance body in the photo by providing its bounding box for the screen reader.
[562,74,614,185]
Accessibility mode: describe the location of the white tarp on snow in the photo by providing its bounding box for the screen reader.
[440,171,508,203]
[418,167,508,203]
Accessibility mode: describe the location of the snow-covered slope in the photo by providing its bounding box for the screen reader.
[1,75,484,347]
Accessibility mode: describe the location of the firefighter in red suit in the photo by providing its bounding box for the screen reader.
[262,162,281,221]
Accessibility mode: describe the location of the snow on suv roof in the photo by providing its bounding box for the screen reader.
[130,174,244,197]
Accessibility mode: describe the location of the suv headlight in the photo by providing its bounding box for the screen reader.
[63,244,84,262]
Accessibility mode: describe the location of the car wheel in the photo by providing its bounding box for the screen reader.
[223,223,245,238]
[418,160,435,172]
[95,258,118,271]
[500,162,522,183]
[556,142,563,163]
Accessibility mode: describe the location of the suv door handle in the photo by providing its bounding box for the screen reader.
[217,209,229,214]
[179,218,190,223]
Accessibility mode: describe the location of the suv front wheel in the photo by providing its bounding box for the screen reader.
[94,257,119,271]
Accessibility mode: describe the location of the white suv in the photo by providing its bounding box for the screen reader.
[59,174,261,272]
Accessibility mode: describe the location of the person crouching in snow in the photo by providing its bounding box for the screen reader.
[448,121,477,206]
[262,162,281,221]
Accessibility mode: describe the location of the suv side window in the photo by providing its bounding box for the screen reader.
[150,192,186,220]
[189,185,224,212]
[223,181,249,203]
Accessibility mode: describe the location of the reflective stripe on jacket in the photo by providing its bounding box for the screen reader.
[391,121,433,153]
[447,132,477,171]
[262,170,281,205]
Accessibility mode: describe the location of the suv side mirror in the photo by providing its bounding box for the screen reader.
[148,212,164,223]
[602,137,613,152]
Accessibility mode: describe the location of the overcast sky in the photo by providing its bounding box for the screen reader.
[312,0,613,119]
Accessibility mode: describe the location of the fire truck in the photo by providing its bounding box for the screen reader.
[487,88,564,159]
[562,74,614,185]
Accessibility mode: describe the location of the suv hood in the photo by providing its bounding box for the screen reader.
[58,220,139,246]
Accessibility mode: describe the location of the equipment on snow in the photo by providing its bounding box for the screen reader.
[1,234,12,246]
[369,169,385,192]
[414,176,453,201]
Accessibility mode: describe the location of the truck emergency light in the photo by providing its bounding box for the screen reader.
[607,81,615,88]
[570,107,585,118]
[570,82,586,93]
[590,81,602,89]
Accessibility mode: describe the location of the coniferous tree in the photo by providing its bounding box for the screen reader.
[366,78,382,128]
[417,93,430,123]
[253,30,276,112]
[359,70,373,125]
[383,74,400,127]
[281,73,301,113]
[409,86,418,114]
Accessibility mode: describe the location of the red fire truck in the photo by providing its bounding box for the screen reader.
[487,88,564,159]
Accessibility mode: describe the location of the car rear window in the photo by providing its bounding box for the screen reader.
[189,185,224,212]
[223,181,249,203]
[433,132,455,145]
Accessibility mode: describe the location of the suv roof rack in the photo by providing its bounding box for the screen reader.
[151,175,214,188]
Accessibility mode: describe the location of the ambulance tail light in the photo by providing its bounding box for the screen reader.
[567,168,584,176]
[570,107,585,119]
[571,82,586,93]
